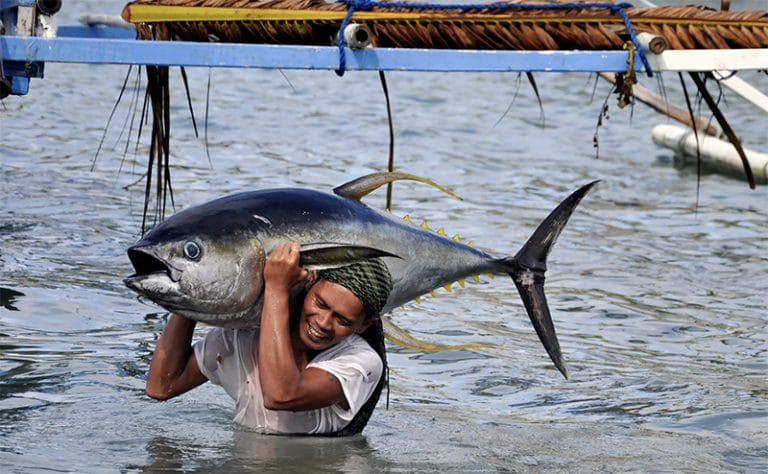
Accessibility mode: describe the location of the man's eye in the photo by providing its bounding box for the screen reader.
[315,298,328,309]
[336,316,352,327]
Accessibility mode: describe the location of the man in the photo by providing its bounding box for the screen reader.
[145,242,392,435]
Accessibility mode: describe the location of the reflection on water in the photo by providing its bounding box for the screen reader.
[1,0,767,471]
[211,431,384,473]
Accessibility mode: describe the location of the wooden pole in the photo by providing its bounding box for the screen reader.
[598,72,721,137]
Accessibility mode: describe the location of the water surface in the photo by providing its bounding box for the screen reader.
[1,1,767,472]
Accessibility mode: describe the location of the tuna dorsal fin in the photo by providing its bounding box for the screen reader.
[299,242,400,270]
[333,171,462,202]
[382,317,496,352]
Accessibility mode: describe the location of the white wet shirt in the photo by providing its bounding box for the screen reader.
[194,328,383,435]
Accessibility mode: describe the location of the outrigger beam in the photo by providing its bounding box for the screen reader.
[2,3,768,97]
[2,35,651,71]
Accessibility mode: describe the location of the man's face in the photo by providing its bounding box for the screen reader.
[298,280,370,352]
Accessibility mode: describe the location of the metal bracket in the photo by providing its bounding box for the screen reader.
[0,0,60,97]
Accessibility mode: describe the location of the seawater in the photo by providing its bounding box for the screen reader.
[1,1,767,472]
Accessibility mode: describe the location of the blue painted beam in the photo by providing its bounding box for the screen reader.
[1,35,634,73]
[57,25,137,40]
[0,0,36,9]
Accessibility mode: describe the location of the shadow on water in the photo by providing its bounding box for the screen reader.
[0,288,25,312]
[134,431,393,473]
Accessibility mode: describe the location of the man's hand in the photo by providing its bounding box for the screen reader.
[264,242,309,293]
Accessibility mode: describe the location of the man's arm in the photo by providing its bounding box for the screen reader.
[258,242,348,411]
[146,313,208,400]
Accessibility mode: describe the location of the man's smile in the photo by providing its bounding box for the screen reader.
[307,321,331,341]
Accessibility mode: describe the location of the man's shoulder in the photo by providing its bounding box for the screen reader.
[337,333,375,352]
[317,334,379,362]
[310,333,383,384]
[196,327,259,364]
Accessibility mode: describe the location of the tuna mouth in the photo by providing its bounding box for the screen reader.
[126,247,174,281]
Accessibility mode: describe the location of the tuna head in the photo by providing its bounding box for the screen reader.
[124,233,266,325]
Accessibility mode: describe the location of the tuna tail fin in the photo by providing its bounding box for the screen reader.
[502,181,599,379]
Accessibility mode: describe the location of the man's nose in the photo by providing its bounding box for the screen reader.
[315,310,333,329]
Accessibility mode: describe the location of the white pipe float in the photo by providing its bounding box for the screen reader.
[651,124,768,185]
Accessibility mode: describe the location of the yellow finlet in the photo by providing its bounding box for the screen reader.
[468,240,475,248]
[429,290,437,298]
[452,234,461,241]
[403,214,412,223]
[420,220,430,230]
[472,274,480,283]
[437,227,445,236]
[442,283,452,292]
[487,272,495,279]
[458,278,466,288]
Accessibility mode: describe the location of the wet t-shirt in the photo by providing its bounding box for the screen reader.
[194,328,382,434]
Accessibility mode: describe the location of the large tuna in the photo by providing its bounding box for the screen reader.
[125,172,597,378]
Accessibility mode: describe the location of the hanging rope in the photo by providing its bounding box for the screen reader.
[335,0,652,76]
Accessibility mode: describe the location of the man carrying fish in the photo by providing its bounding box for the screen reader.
[145,241,392,435]
[126,173,599,435]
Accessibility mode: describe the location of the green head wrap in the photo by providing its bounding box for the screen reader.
[317,259,393,320]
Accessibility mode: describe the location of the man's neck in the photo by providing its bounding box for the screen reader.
[290,329,318,369]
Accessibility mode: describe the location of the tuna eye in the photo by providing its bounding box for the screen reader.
[183,241,202,261]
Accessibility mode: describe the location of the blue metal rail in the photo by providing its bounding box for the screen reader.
[1,27,641,96]
[0,1,647,97]
[2,35,638,71]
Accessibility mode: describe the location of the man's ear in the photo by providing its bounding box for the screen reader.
[306,270,318,288]
[355,316,375,334]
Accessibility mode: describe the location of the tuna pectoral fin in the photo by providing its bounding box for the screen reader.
[299,242,400,270]
[333,171,462,202]
[505,181,599,379]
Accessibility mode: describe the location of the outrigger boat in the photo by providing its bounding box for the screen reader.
[2,0,765,187]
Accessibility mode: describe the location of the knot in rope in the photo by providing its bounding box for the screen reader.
[335,0,374,75]
[610,3,653,77]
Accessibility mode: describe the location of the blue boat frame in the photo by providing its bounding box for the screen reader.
[2,4,767,96]
[3,34,640,68]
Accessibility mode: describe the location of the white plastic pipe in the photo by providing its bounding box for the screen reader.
[343,23,373,49]
[651,124,768,184]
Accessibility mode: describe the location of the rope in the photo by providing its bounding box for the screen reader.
[335,0,653,77]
